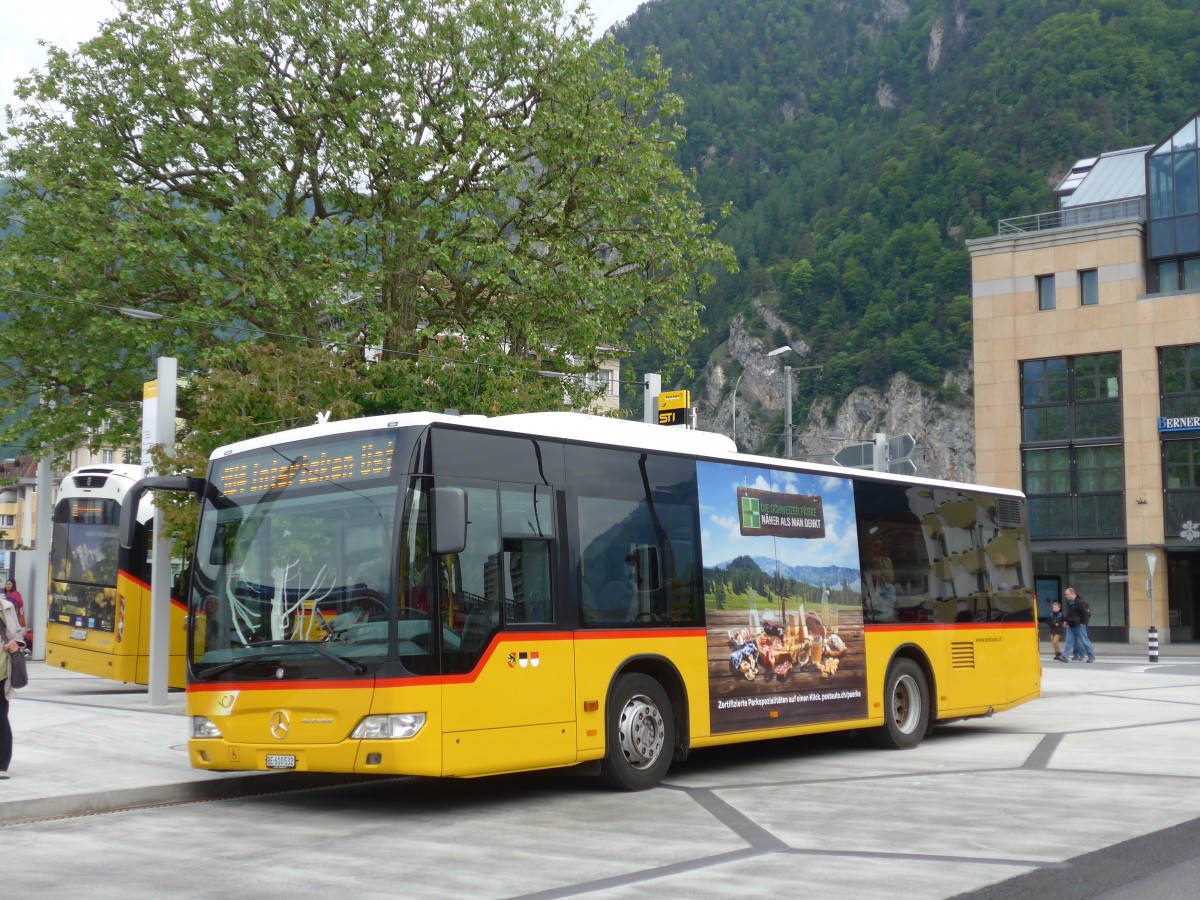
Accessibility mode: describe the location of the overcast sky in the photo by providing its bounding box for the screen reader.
[1,0,651,125]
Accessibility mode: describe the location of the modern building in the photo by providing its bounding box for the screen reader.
[968,110,1200,645]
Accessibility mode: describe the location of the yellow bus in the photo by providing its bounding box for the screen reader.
[46,465,188,687]
[124,412,1040,790]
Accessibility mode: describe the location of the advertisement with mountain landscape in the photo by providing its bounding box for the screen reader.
[698,460,868,733]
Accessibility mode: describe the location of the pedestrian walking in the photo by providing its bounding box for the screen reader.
[1048,599,1067,661]
[0,590,25,778]
[1062,586,1096,663]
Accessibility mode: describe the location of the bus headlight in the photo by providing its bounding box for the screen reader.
[350,713,426,740]
[191,716,223,739]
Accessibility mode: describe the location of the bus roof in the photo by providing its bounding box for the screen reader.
[60,464,144,497]
[209,411,738,459]
[207,411,1023,499]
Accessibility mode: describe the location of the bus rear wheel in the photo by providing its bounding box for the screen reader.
[600,673,674,791]
[871,658,930,750]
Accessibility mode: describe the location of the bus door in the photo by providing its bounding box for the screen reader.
[438,481,576,776]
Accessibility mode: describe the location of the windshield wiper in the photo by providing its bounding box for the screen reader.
[195,640,367,679]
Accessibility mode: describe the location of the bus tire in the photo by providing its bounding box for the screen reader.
[871,658,929,750]
[600,673,674,791]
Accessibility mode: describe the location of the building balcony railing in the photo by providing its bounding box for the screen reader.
[997,198,1146,235]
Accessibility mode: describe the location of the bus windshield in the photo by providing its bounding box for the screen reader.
[189,431,415,681]
[49,497,122,632]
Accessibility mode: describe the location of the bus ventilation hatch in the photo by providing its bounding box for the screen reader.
[995,497,1024,528]
[950,642,976,669]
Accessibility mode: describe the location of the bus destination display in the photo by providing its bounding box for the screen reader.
[215,434,396,498]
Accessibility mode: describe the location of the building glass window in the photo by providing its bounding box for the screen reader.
[1150,151,1174,219]
[1079,268,1099,306]
[1164,439,1200,541]
[1161,345,1200,540]
[1073,353,1122,439]
[1021,354,1124,539]
[1158,260,1180,291]
[1175,150,1199,216]
[1034,552,1127,633]
[1037,274,1055,310]
[1149,115,1200,261]
[1161,344,1200,420]
[1186,258,1200,291]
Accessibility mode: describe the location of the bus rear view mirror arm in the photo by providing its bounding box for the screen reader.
[119,476,208,549]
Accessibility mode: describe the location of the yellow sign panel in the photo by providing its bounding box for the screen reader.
[658,390,690,426]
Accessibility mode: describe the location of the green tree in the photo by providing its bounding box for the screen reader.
[0,0,734,459]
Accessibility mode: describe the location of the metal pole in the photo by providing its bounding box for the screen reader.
[873,432,887,472]
[147,357,177,706]
[1147,551,1159,663]
[732,371,746,449]
[784,366,793,459]
[31,457,53,661]
[643,373,661,424]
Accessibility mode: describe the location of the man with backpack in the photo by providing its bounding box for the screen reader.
[1062,586,1096,663]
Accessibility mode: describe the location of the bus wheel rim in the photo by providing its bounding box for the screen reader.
[617,693,666,770]
[892,673,921,734]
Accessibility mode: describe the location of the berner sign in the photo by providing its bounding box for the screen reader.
[1159,416,1200,432]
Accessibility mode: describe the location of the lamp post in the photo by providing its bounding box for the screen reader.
[783,364,824,459]
[732,345,793,450]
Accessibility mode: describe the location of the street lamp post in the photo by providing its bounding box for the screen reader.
[732,345,793,450]
[783,364,824,459]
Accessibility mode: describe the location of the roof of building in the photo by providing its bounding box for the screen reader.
[1059,145,1152,208]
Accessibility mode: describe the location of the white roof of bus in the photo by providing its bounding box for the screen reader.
[209,411,1023,498]
[210,411,738,459]
[58,463,155,519]
[60,464,144,498]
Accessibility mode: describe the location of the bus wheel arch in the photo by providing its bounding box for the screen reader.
[600,657,687,790]
[871,647,936,750]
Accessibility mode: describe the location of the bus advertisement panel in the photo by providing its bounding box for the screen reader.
[699,462,867,733]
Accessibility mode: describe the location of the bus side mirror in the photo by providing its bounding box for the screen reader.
[431,487,467,556]
[119,476,207,549]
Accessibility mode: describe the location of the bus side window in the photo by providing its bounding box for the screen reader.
[504,539,553,625]
[441,482,502,670]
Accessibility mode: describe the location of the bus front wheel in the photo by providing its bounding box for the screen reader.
[600,673,674,791]
[871,658,930,750]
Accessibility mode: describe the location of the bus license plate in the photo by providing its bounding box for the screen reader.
[70,629,88,641]
[265,754,297,770]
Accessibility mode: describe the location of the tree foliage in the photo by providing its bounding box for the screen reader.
[0,0,734,460]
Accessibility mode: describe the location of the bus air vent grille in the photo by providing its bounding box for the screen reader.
[995,498,1024,528]
[950,642,976,669]
[72,475,108,489]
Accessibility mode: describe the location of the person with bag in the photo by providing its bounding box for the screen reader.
[0,591,26,778]
[1062,586,1096,663]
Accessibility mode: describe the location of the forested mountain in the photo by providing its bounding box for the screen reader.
[609,0,1200,444]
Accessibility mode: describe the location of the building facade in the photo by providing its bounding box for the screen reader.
[968,112,1200,645]
[0,456,38,553]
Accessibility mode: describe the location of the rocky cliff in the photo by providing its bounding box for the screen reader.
[698,311,975,483]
